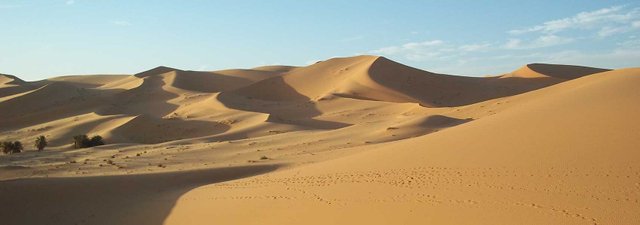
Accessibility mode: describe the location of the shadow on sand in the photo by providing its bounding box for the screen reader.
[0,165,280,225]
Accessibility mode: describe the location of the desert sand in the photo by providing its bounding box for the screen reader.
[1,55,638,225]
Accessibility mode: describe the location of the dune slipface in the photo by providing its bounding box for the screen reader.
[1,56,638,225]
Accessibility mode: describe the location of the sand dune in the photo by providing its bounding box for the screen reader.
[165,68,640,225]
[0,165,279,225]
[505,63,610,79]
[0,56,638,225]
[107,114,229,144]
[0,74,38,98]
[44,74,130,88]
[0,73,26,85]
[136,66,271,93]
[228,56,593,107]
[216,65,295,81]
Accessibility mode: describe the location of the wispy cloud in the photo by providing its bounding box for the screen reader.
[366,5,640,75]
[370,40,452,61]
[542,47,640,69]
[504,6,640,47]
[598,26,629,37]
[372,40,443,54]
[503,35,573,49]
[508,5,640,36]
[66,0,75,5]
[459,43,491,52]
[618,37,640,48]
[369,40,496,62]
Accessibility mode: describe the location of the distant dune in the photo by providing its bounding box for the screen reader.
[1,56,638,225]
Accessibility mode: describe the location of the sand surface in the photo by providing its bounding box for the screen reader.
[1,56,638,224]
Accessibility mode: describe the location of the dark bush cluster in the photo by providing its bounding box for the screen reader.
[73,135,105,148]
[73,135,105,149]
[2,141,23,154]
[2,134,106,154]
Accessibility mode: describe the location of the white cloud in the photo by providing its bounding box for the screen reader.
[509,5,640,36]
[377,40,445,54]
[370,40,452,61]
[503,39,522,49]
[535,35,573,46]
[542,47,640,69]
[459,43,491,52]
[366,5,640,75]
[66,0,75,5]
[504,6,640,47]
[369,40,496,62]
[618,38,640,48]
[404,40,444,48]
[598,26,629,37]
[503,35,573,49]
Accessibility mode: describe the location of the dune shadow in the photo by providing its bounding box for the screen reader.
[216,78,351,130]
[0,84,39,98]
[0,165,280,225]
[102,75,180,118]
[0,74,181,131]
[526,63,609,80]
[366,58,587,107]
[330,93,380,102]
[419,115,473,128]
[229,76,309,102]
[266,114,351,130]
[0,85,125,131]
[170,70,256,93]
[108,117,231,144]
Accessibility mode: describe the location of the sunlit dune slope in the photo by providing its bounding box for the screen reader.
[165,68,640,225]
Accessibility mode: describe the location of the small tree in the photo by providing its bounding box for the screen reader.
[2,141,23,154]
[14,141,23,153]
[73,135,89,148]
[1,141,11,154]
[34,136,48,151]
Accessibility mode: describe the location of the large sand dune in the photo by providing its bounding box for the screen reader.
[1,56,638,224]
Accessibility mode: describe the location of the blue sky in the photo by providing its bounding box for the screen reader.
[1,0,639,80]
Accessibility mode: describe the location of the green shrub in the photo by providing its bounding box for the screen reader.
[90,135,104,146]
[2,141,23,154]
[73,135,89,148]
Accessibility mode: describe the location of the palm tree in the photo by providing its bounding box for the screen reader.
[35,136,48,151]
